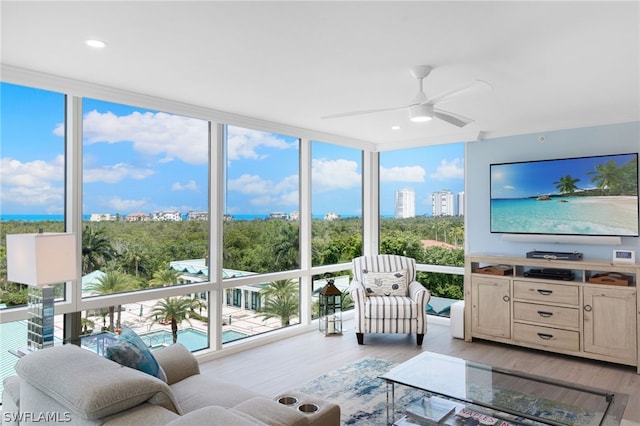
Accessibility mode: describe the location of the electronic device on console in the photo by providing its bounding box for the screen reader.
[523,268,575,281]
[526,251,583,261]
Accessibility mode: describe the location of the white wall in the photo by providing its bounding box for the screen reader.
[466,121,640,260]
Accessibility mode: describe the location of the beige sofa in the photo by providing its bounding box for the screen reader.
[1,343,339,425]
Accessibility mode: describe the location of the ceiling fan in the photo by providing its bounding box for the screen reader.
[321,65,491,127]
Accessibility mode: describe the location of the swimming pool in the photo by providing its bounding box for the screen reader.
[140,328,248,351]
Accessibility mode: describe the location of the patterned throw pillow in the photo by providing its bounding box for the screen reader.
[105,327,167,382]
[362,269,408,296]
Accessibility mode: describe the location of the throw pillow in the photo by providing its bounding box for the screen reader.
[106,327,167,382]
[362,269,408,296]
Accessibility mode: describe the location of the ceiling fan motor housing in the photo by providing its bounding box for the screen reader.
[409,103,434,122]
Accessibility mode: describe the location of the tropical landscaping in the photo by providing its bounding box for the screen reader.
[0,215,465,335]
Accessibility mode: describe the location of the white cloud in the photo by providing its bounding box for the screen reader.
[504,185,515,190]
[430,158,464,180]
[226,126,297,161]
[312,158,360,192]
[228,173,299,206]
[0,156,65,208]
[105,197,148,212]
[380,165,425,182]
[1,156,65,187]
[1,184,63,208]
[172,180,199,191]
[84,163,155,184]
[81,110,209,165]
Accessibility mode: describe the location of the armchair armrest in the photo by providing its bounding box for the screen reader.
[409,281,431,308]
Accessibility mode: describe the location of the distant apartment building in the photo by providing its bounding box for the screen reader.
[394,188,415,218]
[126,212,150,222]
[89,213,113,222]
[152,210,182,221]
[432,190,454,216]
[456,191,465,216]
[324,212,340,221]
[187,211,208,221]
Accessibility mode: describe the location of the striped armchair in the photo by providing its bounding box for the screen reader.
[350,255,430,345]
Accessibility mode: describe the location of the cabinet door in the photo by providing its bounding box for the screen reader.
[471,276,511,339]
[583,287,637,363]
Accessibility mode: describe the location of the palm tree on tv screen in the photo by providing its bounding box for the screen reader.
[587,160,624,195]
[553,175,580,195]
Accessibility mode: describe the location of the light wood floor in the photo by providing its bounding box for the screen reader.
[200,319,640,424]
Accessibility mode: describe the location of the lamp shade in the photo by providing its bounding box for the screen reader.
[7,233,77,287]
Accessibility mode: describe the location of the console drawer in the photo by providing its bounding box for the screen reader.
[513,323,580,351]
[513,280,579,305]
[513,302,579,328]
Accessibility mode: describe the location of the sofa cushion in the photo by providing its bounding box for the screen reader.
[166,406,264,426]
[115,327,166,381]
[170,373,262,413]
[102,402,180,425]
[362,269,408,296]
[153,343,199,385]
[15,345,181,420]
[234,396,309,426]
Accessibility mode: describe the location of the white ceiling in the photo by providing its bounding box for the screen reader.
[2,1,639,150]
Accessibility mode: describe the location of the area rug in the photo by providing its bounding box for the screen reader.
[290,357,602,425]
[291,357,420,425]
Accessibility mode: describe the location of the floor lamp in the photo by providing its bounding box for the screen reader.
[6,232,77,353]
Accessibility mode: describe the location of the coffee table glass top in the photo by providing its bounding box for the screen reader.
[379,351,627,425]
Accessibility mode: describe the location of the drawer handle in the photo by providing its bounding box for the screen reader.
[537,311,553,318]
[502,295,510,302]
[537,289,553,296]
[537,333,554,340]
[584,304,592,312]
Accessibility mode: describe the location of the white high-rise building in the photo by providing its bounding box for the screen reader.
[394,188,415,218]
[432,190,454,216]
[456,191,465,216]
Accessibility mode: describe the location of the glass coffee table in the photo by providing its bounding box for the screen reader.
[379,351,628,426]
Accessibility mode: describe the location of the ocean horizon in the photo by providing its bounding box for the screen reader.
[1,213,378,222]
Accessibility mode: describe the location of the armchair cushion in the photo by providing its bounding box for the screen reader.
[364,295,420,319]
[362,269,408,296]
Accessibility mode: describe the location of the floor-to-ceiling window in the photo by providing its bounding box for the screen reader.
[379,144,465,314]
[310,140,362,318]
[222,125,301,342]
[0,82,67,401]
[78,98,211,343]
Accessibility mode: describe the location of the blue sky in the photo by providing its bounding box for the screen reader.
[490,154,637,199]
[1,82,465,217]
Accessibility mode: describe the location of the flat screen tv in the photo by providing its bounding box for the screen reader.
[490,153,639,237]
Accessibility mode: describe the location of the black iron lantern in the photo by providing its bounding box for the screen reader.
[319,279,342,336]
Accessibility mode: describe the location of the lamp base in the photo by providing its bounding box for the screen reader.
[27,286,55,351]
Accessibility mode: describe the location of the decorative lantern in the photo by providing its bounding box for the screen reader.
[319,279,342,336]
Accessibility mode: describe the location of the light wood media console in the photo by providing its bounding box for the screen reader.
[464,254,640,372]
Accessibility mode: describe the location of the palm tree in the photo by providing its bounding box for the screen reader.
[257,279,299,327]
[587,160,624,195]
[84,271,135,331]
[82,225,117,275]
[147,297,200,344]
[553,174,580,194]
[148,268,181,288]
[271,223,300,270]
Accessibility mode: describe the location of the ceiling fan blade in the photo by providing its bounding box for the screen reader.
[426,80,492,105]
[434,109,474,128]
[321,106,406,119]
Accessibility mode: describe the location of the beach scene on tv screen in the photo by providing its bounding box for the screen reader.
[491,153,639,236]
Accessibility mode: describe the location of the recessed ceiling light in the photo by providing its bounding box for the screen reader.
[391,126,401,130]
[85,39,107,49]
